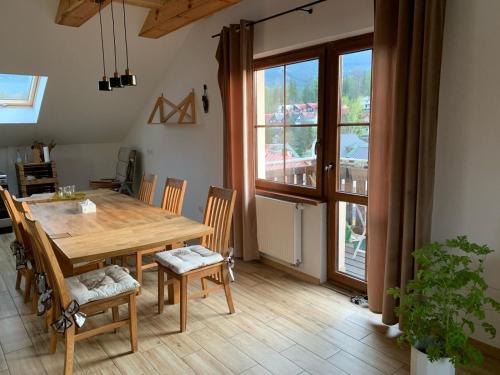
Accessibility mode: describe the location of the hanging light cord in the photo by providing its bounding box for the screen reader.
[122,0,130,70]
[110,0,118,73]
[98,1,106,77]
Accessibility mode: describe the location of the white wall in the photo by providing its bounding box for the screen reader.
[432,0,500,347]
[122,0,374,222]
[0,0,191,146]
[0,143,120,194]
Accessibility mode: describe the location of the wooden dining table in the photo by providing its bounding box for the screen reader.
[27,189,213,301]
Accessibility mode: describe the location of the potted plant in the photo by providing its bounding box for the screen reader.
[388,236,500,375]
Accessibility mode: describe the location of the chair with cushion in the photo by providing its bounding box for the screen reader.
[124,177,187,285]
[155,186,236,332]
[0,186,33,302]
[13,199,104,313]
[137,173,157,205]
[25,216,140,375]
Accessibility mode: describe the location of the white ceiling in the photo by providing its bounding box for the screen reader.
[0,0,192,147]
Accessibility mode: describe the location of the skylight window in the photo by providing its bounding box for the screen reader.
[0,74,40,107]
[0,74,47,124]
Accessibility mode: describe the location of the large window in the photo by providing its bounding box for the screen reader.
[254,48,324,198]
[0,74,40,107]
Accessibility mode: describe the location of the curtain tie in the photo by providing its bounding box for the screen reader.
[10,240,27,270]
[52,300,86,335]
[225,248,235,282]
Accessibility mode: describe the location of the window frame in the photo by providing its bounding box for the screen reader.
[0,76,40,107]
[253,45,326,199]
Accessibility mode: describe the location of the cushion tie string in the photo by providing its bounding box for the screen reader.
[225,248,235,282]
[37,288,53,316]
[10,240,27,270]
[35,271,53,316]
[52,300,86,335]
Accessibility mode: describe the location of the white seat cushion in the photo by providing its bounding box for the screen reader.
[154,245,224,274]
[65,265,140,305]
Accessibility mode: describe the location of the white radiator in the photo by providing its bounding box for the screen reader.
[256,195,303,266]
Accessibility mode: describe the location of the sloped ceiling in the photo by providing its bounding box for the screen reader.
[0,0,192,147]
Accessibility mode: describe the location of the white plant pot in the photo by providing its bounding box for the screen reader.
[411,346,455,375]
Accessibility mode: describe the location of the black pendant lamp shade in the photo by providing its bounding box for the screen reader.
[97,0,112,91]
[120,0,137,86]
[99,77,112,91]
[121,69,136,86]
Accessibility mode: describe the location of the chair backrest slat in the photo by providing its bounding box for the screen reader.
[0,187,26,246]
[201,186,236,256]
[138,174,157,205]
[25,216,71,308]
[161,177,187,215]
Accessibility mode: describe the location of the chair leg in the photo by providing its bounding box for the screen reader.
[15,271,22,290]
[121,255,127,267]
[128,293,138,352]
[180,276,188,332]
[135,252,143,286]
[167,277,180,305]
[48,307,58,353]
[112,306,119,333]
[158,267,164,314]
[31,288,38,314]
[23,271,32,303]
[222,267,235,314]
[201,277,208,298]
[64,326,75,375]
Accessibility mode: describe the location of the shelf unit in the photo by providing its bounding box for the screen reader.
[16,162,59,197]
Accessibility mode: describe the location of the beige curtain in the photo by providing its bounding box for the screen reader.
[216,20,259,261]
[367,0,447,324]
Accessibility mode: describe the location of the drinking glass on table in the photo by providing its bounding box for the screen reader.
[70,185,76,197]
[58,187,64,198]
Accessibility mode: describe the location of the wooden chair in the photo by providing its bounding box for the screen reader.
[137,173,157,205]
[160,177,187,214]
[25,216,140,375]
[123,177,187,285]
[0,186,33,303]
[155,186,236,332]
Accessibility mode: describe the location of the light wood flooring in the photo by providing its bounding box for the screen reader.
[0,233,498,375]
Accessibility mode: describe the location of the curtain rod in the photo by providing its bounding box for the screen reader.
[211,0,327,38]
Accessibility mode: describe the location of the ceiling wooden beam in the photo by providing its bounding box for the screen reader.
[55,0,240,38]
[55,0,167,27]
[139,0,241,39]
[56,0,109,27]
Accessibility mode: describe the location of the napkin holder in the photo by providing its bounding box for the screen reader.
[78,199,96,214]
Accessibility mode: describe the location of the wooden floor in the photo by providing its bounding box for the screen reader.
[0,233,498,375]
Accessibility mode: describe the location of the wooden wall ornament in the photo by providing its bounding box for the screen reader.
[148,90,196,125]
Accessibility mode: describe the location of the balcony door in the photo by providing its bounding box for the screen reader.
[325,35,373,290]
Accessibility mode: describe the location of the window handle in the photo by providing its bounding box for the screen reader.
[314,141,321,156]
[324,162,335,172]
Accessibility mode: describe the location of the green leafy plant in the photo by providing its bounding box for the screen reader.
[388,236,500,367]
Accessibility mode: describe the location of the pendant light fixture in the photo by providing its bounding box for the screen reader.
[109,0,123,88]
[120,0,137,86]
[97,0,112,91]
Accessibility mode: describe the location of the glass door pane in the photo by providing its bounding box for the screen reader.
[337,201,367,280]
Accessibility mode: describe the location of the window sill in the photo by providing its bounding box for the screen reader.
[256,189,325,206]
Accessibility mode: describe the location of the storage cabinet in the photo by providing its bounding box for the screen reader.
[15,162,59,197]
